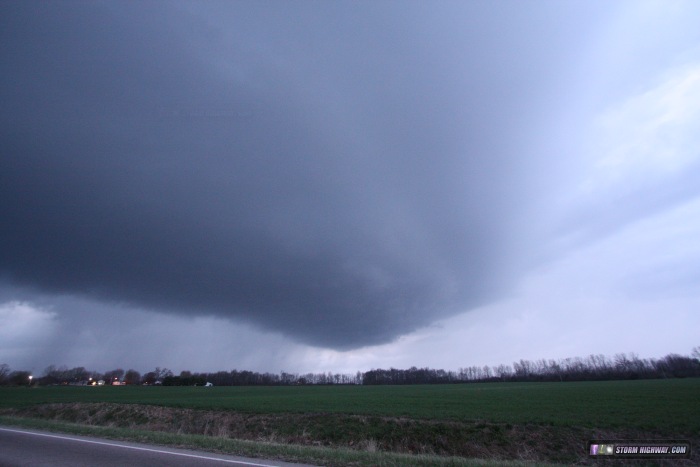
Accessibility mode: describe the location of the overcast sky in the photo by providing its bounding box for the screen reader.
[2,0,699,376]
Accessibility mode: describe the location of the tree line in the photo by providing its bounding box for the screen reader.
[363,350,700,384]
[1,347,698,387]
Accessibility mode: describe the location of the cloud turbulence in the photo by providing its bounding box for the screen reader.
[2,1,700,367]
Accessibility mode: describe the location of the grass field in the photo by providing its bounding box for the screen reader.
[2,378,699,432]
[1,378,698,465]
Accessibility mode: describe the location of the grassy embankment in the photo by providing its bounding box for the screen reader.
[1,378,698,465]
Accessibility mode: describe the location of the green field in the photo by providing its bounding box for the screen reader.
[2,379,699,432]
[1,378,698,465]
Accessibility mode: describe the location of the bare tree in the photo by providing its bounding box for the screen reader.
[104,368,125,383]
[0,363,10,384]
[124,369,141,385]
[155,367,173,380]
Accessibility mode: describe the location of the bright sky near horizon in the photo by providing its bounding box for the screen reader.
[1,0,699,375]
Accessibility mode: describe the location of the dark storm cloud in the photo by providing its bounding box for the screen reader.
[1,1,598,348]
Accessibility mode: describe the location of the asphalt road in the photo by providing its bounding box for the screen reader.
[0,426,315,467]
